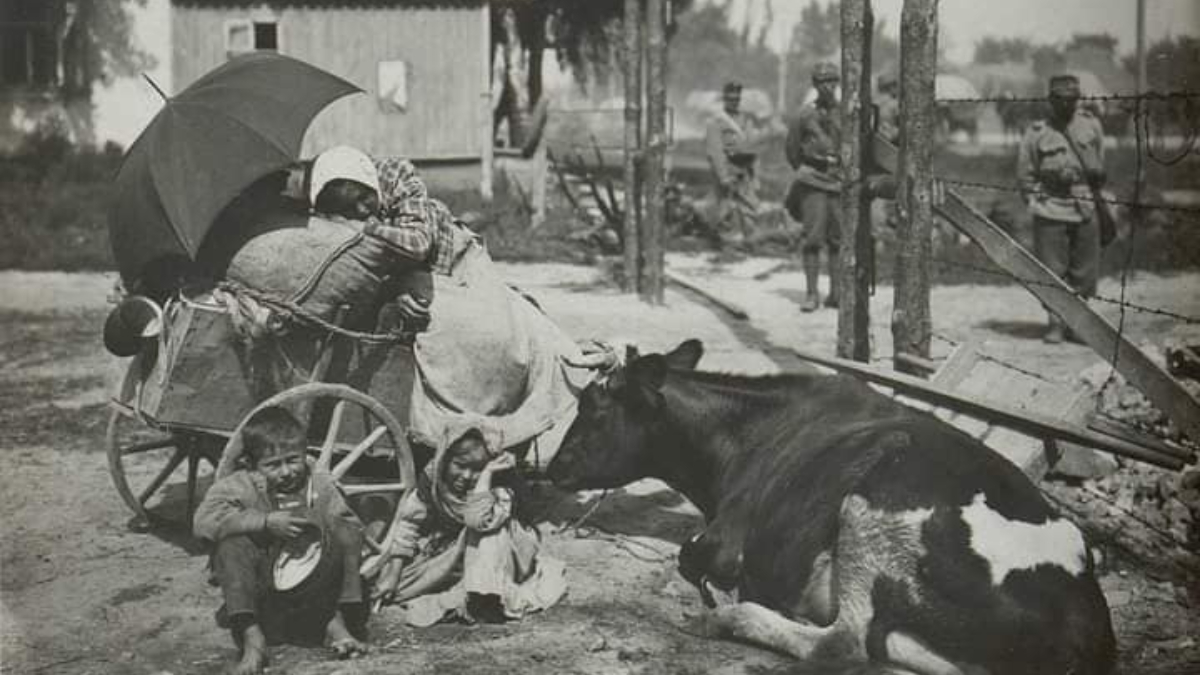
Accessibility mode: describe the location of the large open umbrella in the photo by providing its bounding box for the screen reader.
[109,52,361,283]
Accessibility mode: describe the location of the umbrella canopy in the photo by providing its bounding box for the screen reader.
[109,52,361,283]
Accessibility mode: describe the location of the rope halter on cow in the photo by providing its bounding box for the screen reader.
[562,339,637,377]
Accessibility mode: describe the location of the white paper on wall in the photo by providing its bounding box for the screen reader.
[377,60,408,112]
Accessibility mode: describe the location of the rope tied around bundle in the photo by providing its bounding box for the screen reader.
[214,280,414,345]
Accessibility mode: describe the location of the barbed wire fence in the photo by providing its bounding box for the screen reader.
[922,86,1200,445]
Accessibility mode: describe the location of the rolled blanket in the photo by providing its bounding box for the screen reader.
[202,207,398,328]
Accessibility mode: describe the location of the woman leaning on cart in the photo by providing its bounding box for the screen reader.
[279,144,481,328]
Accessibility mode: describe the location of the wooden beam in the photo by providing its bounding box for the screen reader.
[665,271,749,320]
[1088,417,1193,462]
[644,0,667,305]
[622,0,642,294]
[894,351,938,377]
[479,0,494,201]
[791,347,1189,470]
[873,136,1200,442]
[936,182,1196,438]
[837,0,873,361]
[892,0,937,373]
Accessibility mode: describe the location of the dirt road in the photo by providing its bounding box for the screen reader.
[2,258,1197,674]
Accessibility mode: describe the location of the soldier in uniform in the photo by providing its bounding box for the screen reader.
[786,62,842,312]
[876,71,900,145]
[705,81,760,247]
[1018,74,1107,343]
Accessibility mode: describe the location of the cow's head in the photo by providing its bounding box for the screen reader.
[548,339,704,490]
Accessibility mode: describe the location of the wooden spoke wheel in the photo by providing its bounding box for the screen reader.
[106,407,222,532]
[217,383,417,578]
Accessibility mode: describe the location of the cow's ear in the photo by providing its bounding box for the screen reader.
[627,353,668,390]
[664,339,703,371]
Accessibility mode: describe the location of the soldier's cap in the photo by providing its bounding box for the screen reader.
[722,81,743,98]
[1048,74,1081,99]
[878,71,898,88]
[812,62,839,83]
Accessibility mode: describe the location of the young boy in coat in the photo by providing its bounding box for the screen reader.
[194,406,368,674]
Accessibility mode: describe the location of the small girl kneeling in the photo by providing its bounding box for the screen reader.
[371,428,565,625]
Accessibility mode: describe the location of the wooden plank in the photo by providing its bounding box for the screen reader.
[929,341,980,389]
[1088,417,1193,461]
[665,271,749,320]
[791,347,1187,470]
[895,352,938,377]
[873,136,1200,442]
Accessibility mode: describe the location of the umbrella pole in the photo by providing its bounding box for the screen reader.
[142,74,169,101]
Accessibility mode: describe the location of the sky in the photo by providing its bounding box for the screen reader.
[721,0,1200,62]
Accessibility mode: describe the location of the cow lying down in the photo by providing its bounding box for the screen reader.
[547,340,1115,675]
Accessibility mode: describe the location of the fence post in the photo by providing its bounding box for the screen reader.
[622,0,643,294]
[892,0,938,373]
[837,0,873,361]
[643,0,667,304]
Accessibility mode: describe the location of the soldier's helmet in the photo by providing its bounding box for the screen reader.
[1048,74,1081,100]
[878,70,898,90]
[812,62,839,84]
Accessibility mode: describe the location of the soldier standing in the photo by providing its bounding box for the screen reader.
[786,62,842,312]
[1018,74,1107,343]
[875,71,900,145]
[705,81,760,247]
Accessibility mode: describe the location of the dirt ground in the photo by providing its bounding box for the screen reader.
[2,257,1199,675]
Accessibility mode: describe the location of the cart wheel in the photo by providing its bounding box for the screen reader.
[217,383,417,576]
[106,407,221,532]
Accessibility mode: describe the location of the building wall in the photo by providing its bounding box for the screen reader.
[171,2,488,163]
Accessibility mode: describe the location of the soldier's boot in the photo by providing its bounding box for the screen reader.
[800,250,821,313]
[824,251,841,309]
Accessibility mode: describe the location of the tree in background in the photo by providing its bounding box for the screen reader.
[61,0,153,100]
[973,37,1033,65]
[1123,35,1200,131]
[1123,35,1200,94]
[1,0,152,150]
[668,0,778,97]
[490,0,693,151]
[780,0,899,117]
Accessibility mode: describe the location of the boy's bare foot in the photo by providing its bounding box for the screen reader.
[326,610,369,660]
[231,623,267,675]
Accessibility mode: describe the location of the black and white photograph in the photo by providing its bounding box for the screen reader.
[2,0,1198,673]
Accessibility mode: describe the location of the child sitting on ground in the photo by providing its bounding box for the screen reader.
[194,406,369,675]
[370,427,566,626]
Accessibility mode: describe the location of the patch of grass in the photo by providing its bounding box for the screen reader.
[439,173,596,266]
[0,135,122,272]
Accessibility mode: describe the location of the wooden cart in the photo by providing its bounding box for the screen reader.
[106,288,422,564]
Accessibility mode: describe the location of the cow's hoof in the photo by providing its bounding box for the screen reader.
[680,610,723,638]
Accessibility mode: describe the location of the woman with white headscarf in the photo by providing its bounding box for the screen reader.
[290,146,597,466]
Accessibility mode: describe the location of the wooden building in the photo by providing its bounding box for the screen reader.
[172,0,493,195]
